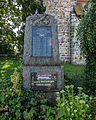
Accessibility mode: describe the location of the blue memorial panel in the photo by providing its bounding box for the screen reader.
[32,26,52,57]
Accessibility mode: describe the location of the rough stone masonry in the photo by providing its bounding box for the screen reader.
[44,0,85,64]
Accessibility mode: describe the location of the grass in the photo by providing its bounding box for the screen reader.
[62,63,85,76]
[0,57,23,90]
[0,57,85,90]
[62,64,85,89]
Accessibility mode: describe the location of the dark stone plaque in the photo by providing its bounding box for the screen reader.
[31,72,57,91]
[32,26,52,57]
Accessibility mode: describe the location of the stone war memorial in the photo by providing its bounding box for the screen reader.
[23,14,64,101]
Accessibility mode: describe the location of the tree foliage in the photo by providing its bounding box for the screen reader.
[17,0,46,22]
[0,0,20,53]
[16,0,46,53]
[77,0,96,94]
[0,0,46,54]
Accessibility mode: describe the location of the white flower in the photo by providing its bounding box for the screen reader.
[85,95,88,98]
[56,92,59,95]
[77,87,83,91]
[74,110,77,112]
[89,97,92,100]
[60,90,65,93]
[65,85,70,89]
[72,113,74,116]
[66,101,68,103]
[67,108,70,111]
[82,93,88,98]
[70,85,74,89]
[70,102,73,105]
[10,89,12,91]
[75,96,79,100]
[86,104,89,107]
[61,103,65,106]
[79,100,85,104]
[56,97,60,101]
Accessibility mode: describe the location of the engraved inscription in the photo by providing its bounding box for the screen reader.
[32,26,52,57]
[31,72,57,90]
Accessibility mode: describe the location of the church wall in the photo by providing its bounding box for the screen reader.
[70,13,85,64]
[44,0,85,64]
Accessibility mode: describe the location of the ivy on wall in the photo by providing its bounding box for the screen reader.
[77,0,96,94]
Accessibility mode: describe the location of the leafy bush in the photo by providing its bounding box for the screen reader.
[0,40,14,54]
[0,57,23,90]
[11,68,22,96]
[56,86,92,119]
[41,85,96,120]
[0,60,96,119]
[77,0,96,95]
[64,72,85,92]
[0,69,46,120]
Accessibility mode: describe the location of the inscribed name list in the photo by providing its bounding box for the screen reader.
[31,72,57,90]
[32,26,52,57]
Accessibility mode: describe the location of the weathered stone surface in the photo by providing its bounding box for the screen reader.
[23,66,64,91]
[70,13,85,65]
[23,14,64,102]
[24,14,60,66]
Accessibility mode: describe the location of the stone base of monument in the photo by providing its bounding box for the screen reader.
[23,66,64,102]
